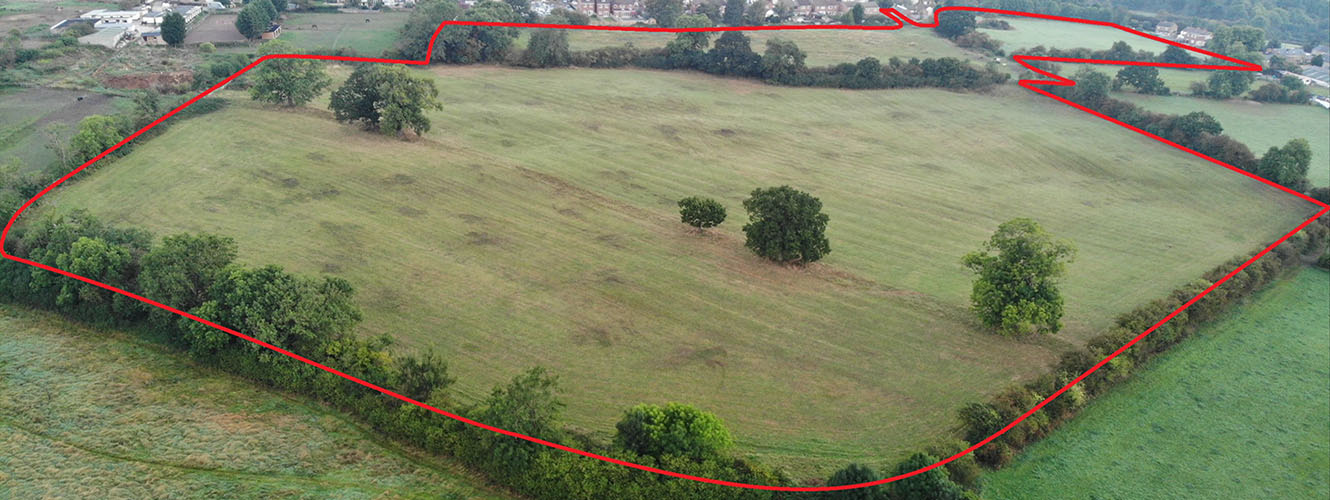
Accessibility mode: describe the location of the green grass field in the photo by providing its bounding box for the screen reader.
[33,66,1315,478]
[0,87,128,174]
[0,305,508,499]
[1116,92,1330,187]
[983,267,1330,499]
[277,12,411,56]
[518,26,985,66]
[978,16,1176,54]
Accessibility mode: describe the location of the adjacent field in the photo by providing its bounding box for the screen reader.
[984,267,1330,499]
[0,305,507,499]
[977,16,1175,53]
[1116,92,1330,187]
[35,66,1313,477]
[0,87,127,174]
[278,12,411,56]
[521,26,986,66]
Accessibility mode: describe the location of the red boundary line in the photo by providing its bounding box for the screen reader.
[3,6,1327,492]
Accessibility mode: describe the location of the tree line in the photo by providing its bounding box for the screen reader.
[390,0,1010,92]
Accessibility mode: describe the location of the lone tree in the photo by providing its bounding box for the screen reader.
[677,196,726,231]
[962,218,1075,336]
[160,12,186,47]
[329,64,442,136]
[614,402,733,460]
[250,40,331,107]
[742,185,830,264]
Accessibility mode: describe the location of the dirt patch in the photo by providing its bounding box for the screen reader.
[714,128,738,137]
[456,213,485,224]
[185,14,248,45]
[665,345,728,369]
[101,71,193,90]
[465,231,504,246]
[397,206,425,217]
[383,173,415,185]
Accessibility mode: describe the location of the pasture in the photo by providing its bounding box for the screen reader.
[0,87,127,174]
[977,16,1176,53]
[520,25,986,66]
[0,305,507,499]
[1116,92,1330,187]
[277,12,411,56]
[983,267,1330,499]
[36,67,1314,477]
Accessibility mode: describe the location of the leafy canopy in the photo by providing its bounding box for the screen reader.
[962,218,1075,336]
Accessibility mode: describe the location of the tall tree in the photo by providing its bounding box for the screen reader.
[250,40,332,107]
[471,367,565,476]
[160,12,186,46]
[850,3,865,25]
[521,29,572,67]
[707,31,761,76]
[330,65,443,136]
[71,115,125,165]
[139,233,238,314]
[722,0,745,25]
[760,38,805,83]
[742,185,830,264]
[962,218,1075,336]
[439,0,518,63]
[1256,138,1312,190]
[935,10,975,39]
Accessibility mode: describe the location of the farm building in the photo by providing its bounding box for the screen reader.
[78,26,132,48]
[142,30,166,45]
[1154,21,1177,36]
[1178,27,1213,47]
[262,24,282,39]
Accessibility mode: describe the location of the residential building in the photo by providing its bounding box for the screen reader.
[892,0,934,22]
[1154,21,1177,37]
[1178,27,1212,48]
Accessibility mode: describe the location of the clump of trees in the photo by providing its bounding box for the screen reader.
[962,218,1075,336]
[330,64,442,136]
[678,196,726,231]
[1248,75,1312,104]
[1254,138,1313,191]
[742,186,831,265]
[437,0,519,64]
[250,40,332,107]
[396,0,460,61]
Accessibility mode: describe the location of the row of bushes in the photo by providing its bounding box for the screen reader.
[958,217,1329,468]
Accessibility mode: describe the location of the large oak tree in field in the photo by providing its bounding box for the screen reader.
[250,40,332,107]
[963,218,1075,336]
[741,185,830,264]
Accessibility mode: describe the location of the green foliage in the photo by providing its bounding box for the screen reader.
[521,29,573,67]
[936,11,976,39]
[1158,45,1194,64]
[822,462,886,499]
[250,40,332,107]
[140,233,237,318]
[161,12,187,47]
[741,185,830,264]
[398,0,461,61]
[396,349,455,402]
[330,64,443,136]
[723,0,745,26]
[644,0,685,27]
[706,31,761,76]
[962,218,1075,336]
[236,2,274,40]
[613,402,734,460]
[469,367,565,476]
[1255,138,1312,190]
[850,3,865,25]
[760,38,806,83]
[677,196,726,230]
[190,265,362,358]
[439,0,518,63]
[925,440,983,493]
[199,41,216,53]
[889,452,964,500]
[1112,66,1169,95]
[1068,68,1112,107]
[71,115,126,165]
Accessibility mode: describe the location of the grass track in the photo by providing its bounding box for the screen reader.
[35,67,1315,478]
[0,305,508,499]
[983,267,1330,499]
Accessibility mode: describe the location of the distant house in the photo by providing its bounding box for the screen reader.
[78,26,131,48]
[261,23,282,39]
[1281,69,1330,88]
[141,10,167,25]
[1311,95,1330,109]
[572,0,640,20]
[1155,21,1178,37]
[1313,44,1330,57]
[892,0,934,22]
[80,9,144,23]
[1268,46,1309,64]
[1178,27,1213,47]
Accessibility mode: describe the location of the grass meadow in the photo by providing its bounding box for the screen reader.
[978,16,1176,53]
[277,12,412,57]
[34,66,1315,477]
[0,87,128,174]
[983,267,1330,499]
[0,305,507,499]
